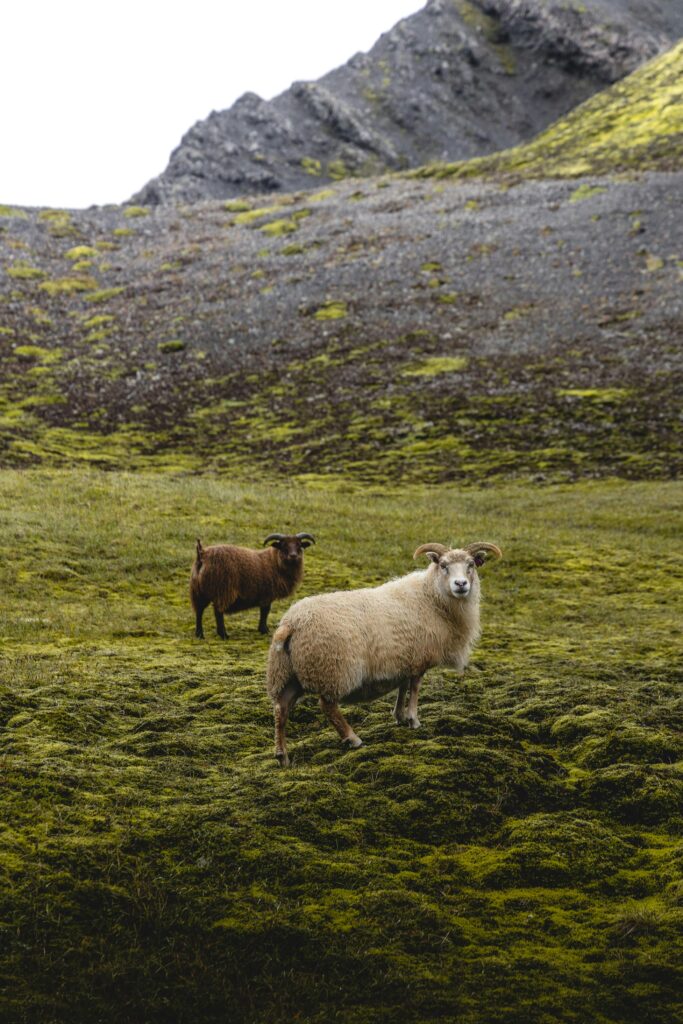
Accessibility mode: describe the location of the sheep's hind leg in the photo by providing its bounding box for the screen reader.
[274,680,303,768]
[213,606,228,640]
[258,604,271,635]
[320,698,362,751]
[393,683,409,725]
[406,676,422,729]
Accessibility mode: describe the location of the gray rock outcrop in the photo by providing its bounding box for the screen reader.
[132,0,683,204]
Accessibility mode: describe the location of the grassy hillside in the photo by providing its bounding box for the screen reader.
[1,470,682,1023]
[413,40,683,181]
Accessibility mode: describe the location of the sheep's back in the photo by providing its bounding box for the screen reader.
[283,576,450,700]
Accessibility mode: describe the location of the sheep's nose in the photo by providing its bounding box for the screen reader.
[453,580,468,589]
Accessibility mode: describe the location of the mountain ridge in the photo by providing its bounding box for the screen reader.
[132,0,683,205]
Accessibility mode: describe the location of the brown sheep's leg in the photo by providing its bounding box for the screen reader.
[213,606,228,640]
[393,683,409,725]
[258,604,271,635]
[194,599,207,639]
[319,698,363,751]
[406,676,422,729]
[274,680,303,768]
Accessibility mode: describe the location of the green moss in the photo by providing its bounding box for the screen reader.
[38,210,78,238]
[404,356,469,376]
[0,205,28,218]
[327,159,349,180]
[301,157,322,176]
[123,206,149,219]
[313,300,348,320]
[557,387,631,402]
[157,339,186,353]
[223,199,252,212]
[13,345,61,363]
[233,205,281,226]
[113,227,134,237]
[65,245,99,260]
[39,276,99,295]
[569,184,608,203]
[259,218,298,237]
[309,189,336,203]
[84,287,124,304]
[281,243,305,256]
[82,314,115,329]
[6,262,47,280]
[644,253,665,272]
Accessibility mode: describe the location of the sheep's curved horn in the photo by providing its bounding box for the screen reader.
[465,542,502,560]
[413,542,448,560]
[263,533,286,546]
[296,533,316,544]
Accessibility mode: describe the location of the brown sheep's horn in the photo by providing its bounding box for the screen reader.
[263,533,286,546]
[413,542,448,560]
[296,533,316,544]
[465,542,502,561]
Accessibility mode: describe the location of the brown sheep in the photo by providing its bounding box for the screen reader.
[190,533,315,640]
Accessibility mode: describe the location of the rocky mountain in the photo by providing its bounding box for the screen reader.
[133,0,683,205]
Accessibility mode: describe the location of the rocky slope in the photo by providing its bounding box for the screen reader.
[133,0,683,205]
[1,42,681,484]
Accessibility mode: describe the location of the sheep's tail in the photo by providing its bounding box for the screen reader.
[190,539,204,612]
[266,623,295,700]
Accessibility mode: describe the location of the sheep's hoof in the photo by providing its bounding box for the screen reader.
[342,736,363,750]
[407,717,422,730]
[393,714,408,726]
[258,627,270,636]
[275,752,290,768]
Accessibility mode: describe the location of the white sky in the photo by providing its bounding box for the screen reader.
[2,0,424,210]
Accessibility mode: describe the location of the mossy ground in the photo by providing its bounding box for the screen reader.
[1,469,682,1023]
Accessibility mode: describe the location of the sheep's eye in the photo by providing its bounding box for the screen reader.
[467,560,475,570]
[440,562,448,572]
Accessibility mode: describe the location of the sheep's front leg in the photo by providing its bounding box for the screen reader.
[320,698,362,751]
[393,683,409,725]
[214,606,228,640]
[406,676,422,729]
[194,599,207,639]
[258,604,271,635]
[274,680,303,768]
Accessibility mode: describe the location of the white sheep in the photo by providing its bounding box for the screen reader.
[266,540,502,766]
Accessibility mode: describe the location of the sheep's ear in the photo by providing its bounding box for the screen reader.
[428,552,441,564]
[466,542,502,566]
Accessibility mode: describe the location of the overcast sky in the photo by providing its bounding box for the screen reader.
[2,1,424,210]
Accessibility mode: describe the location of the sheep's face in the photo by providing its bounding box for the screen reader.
[264,533,315,567]
[432,549,479,600]
[276,537,307,566]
